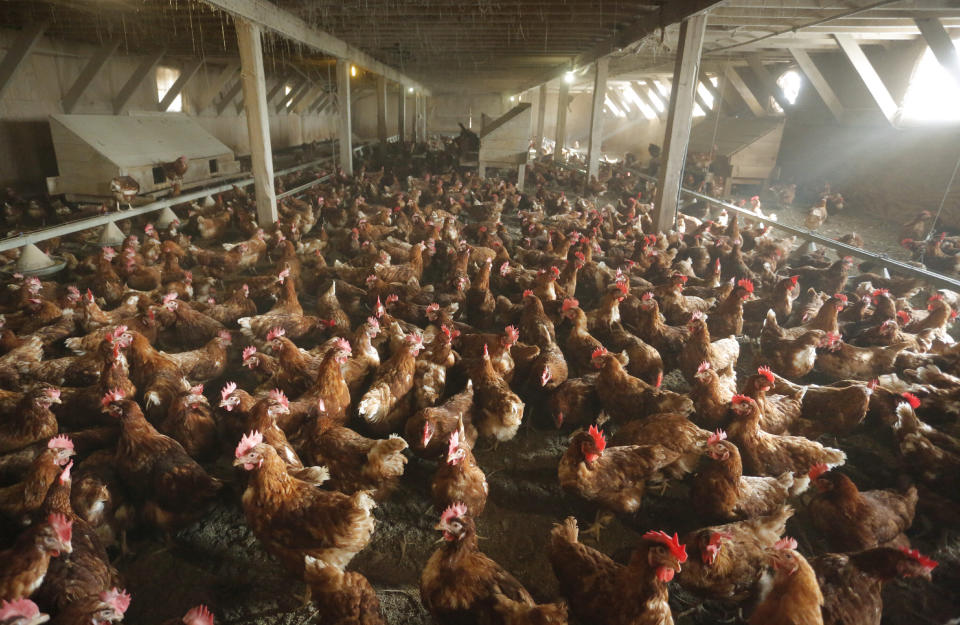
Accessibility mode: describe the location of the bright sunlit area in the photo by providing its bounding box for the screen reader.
[901,38,960,122]
[156,66,182,112]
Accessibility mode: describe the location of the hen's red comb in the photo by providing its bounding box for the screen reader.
[221,382,237,401]
[48,434,74,451]
[266,327,285,342]
[708,429,727,445]
[235,431,263,458]
[522,289,534,298]
[899,547,938,570]
[587,424,606,453]
[731,394,751,405]
[504,325,520,344]
[897,310,910,324]
[561,297,579,313]
[808,463,830,480]
[440,502,468,523]
[0,599,42,621]
[757,366,775,384]
[101,388,125,407]
[697,361,711,374]
[643,531,687,563]
[901,392,921,409]
[641,291,654,301]
[183,605,214,625]
[591,347,608,360]
[737,279,754,294]
[774,537,798,551]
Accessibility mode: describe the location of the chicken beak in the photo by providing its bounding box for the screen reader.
[27,614,51,625]
[232,457,247,467]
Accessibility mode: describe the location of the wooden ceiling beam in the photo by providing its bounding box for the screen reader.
[915,17,960,88]
[833,33,898,124]
[201,0,428,92]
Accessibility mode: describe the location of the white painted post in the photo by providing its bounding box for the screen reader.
[653,13,707,232]
[337,59,354,176]
[419,95,428,140]
[397,87,407,142]
[533,83,547,157]
[586,58,609,183]
[376,75,388,143]
[553,81,569,161]
[236,18,278,225]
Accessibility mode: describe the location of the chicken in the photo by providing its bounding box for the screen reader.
[404,382,477,460]
[233,431,376,574]
[561,301,608,376]
[548,375,600,430]
[468,344,525,443]
[0,387,61,454]
[432,428,488,516]
[811,547,937,625]
[689,361,734,429]
[758,311,825,379]
[357,332,424,435]
[748,538,823,625]
[678,505,793,602]
[163,330,232,384]
[492,592,569,625]
[0,435,75,519]
[0,514,73,601]
[304,561,384,625]
[593,349,693,421]
[788,257,853,296]
[420,504,537,625]
[549,517,686,625]
[32,461,116,614]
[162,155,189,184]
[161,293,225,348]
[558,425,681,515]
[690,430,805,522]
[707,279,752,338]
[102,391,222,531]
[610,412,711,482]
[159,381,218,461]
[678,313,739,383]
[237,269,320,341]
[304,414,408,500]
[805,199,828,230]
[726,395,845,477]
[891,399,960,491]
[741,366,802,434]
[815,332,910,380]
[49,587,130,625]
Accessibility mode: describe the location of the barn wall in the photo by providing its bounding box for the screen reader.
[776,42,960,229]
[0,29,337,191]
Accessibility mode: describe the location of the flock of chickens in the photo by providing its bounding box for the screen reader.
[0,140,958,625]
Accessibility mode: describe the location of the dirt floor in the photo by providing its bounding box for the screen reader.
[108,184,960,625]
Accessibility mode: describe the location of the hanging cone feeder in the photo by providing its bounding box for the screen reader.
[15,243,64,276]
[155,206,180,229]
[97,221,126,247]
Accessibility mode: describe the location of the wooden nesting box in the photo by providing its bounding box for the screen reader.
[477,103,532,187]
[45,114,241,201]
[689,117,784,194]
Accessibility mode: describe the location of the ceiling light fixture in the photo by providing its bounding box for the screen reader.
[350,65,357,77]
[563,71,575,84]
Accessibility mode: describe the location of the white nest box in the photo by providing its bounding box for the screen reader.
[477,103,532,188]
[45,114,241,200]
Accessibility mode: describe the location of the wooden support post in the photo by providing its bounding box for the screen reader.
[553,81,569,161]
[0,22,47,105]
[159,58,203,112]
[420,95,428,140]
[114,50,165,114]
[788,47,844,122]
[337,59,353,176]
[216,78,243,115]
[915,18,960,89]
[517,163,526,190]
[236,18,278,225]
[834,34,898,125]
[194,61,240,113]
[397,88,406,141]
[722,63,764,117]
[747,53,790,111]
[62,40,120,113]
[586,57,609,182]
[376,75,388,143]
[533,83,547,156]
[653,13,707,232]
